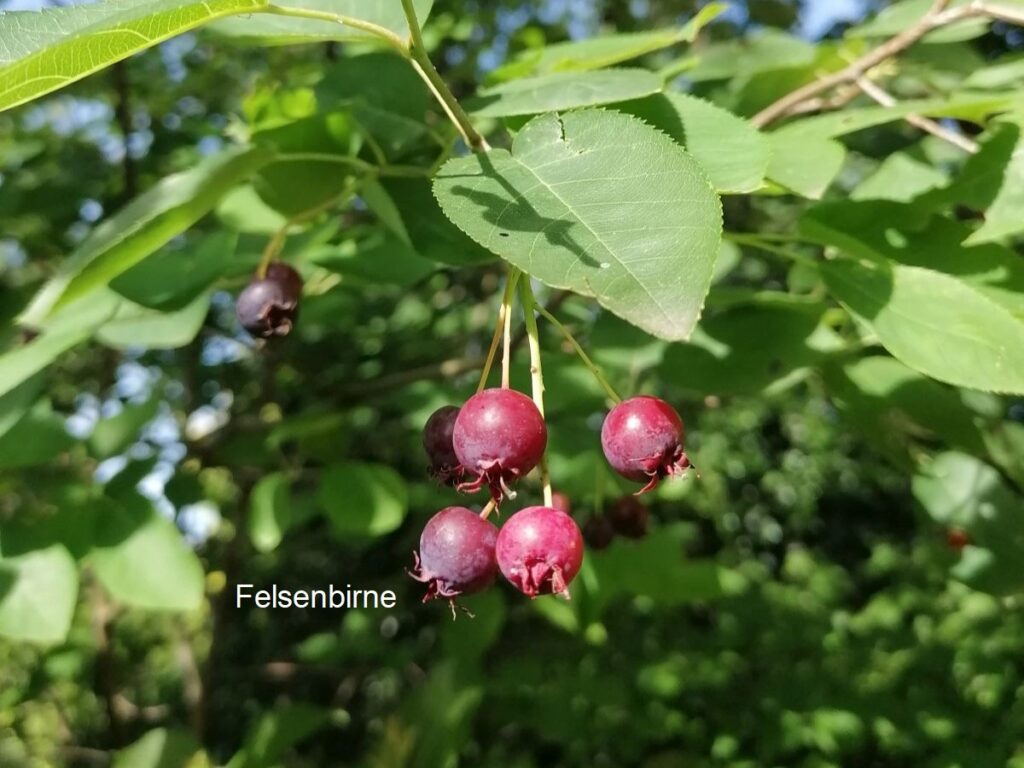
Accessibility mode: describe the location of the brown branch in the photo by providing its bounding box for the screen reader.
[752,0,982,128]
[855,76,979,153]
[90,585,124,749]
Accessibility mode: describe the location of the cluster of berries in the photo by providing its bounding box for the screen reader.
[236,262,303,339]
[411,390,690,609]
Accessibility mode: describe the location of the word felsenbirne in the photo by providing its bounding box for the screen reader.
[235,583,397,610]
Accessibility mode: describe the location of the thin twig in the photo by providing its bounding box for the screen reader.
[752,0,974,127]
[400,0,491,151]
[855,76,979,153]
[519,278,552,507]
[500,269,521,388]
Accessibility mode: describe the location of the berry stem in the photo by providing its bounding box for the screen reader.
[479,499,497,520]
[479,269,520,392]
[534,303,622,404]
[256,179,359,278]
[400,0,491,153]
[519,277,553,507]
[500,268,521,389]
[262,5,408,53]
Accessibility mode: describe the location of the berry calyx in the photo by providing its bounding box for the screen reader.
[409,507,498,605]
[236,262,303,339]
[601,396,690,493]
[453,388,547,505]
[582,514,615,550]
[495,505,583,599]
[422,405,462,485]
[607,496,648,539]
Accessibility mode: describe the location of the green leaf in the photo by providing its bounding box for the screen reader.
[821,258,1024,394]
[823,355,988,463]
[433,110,722,341]
[90,495,204,611]
[851,152,948,202]
[316,53,429,159]
[766,128,845,199]
[956,123,1024,245]
[21,146,270,325]
[227,705,328,768]
[617,92,770,193]
[802,201,1024,318]
[310,233,435,287]
[849,0,990,44]
[589,525,724,611]
[912,452,1024,595]
[661,299,843,396]
[318,462,408,538]
[249,472,291,553]
[96,290,212,350]
[0,0,267,113]
[0,543,78,644]
[0,292,118,398]
[209,0,432,46]
[89,397,160,459]
[110,231,238,311]
[0,375,42,442]
[112,729,207,768]
[469,69,663,118]
[379,178,494,267]
[0,403,76,469]
[487,4,725,82]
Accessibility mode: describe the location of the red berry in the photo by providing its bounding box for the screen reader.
[453,388,547,505]
[409,507,498,603]
[946,527,971,551]
[607,496,648,539]
[601,396,690,493]
[236,262,302,339]
[551,492,571,514]
[582,515,615,550]
[496,506,583,598]
[422,405,462,485]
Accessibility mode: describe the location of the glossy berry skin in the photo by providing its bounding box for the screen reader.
[422,405,462,485]
[496,506,583,598]
[608,496,648,539]
[265,261,303,303]
[453,388,547,505]
[601,396,690,493]
[236,263,302,339]
[409,507,498,603]
[583,515,615,551]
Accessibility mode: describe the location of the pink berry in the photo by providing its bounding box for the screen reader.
[551,491,571,514]
[601,396,691,493]
[607,496,648,539]
[422,405,462,485]
[453,388,547,505]
[409,507,498,604]
[495,506,583,598]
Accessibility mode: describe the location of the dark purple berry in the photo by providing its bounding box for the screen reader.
[453,388,547,505]
[582,515,615,550]
[422,405,462,485]
[265,261,303,302]
[607,496,648,539]
[601,396,690,493]
[496,505,583,598]
[236,262,302,339]
[409,507,498,604]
